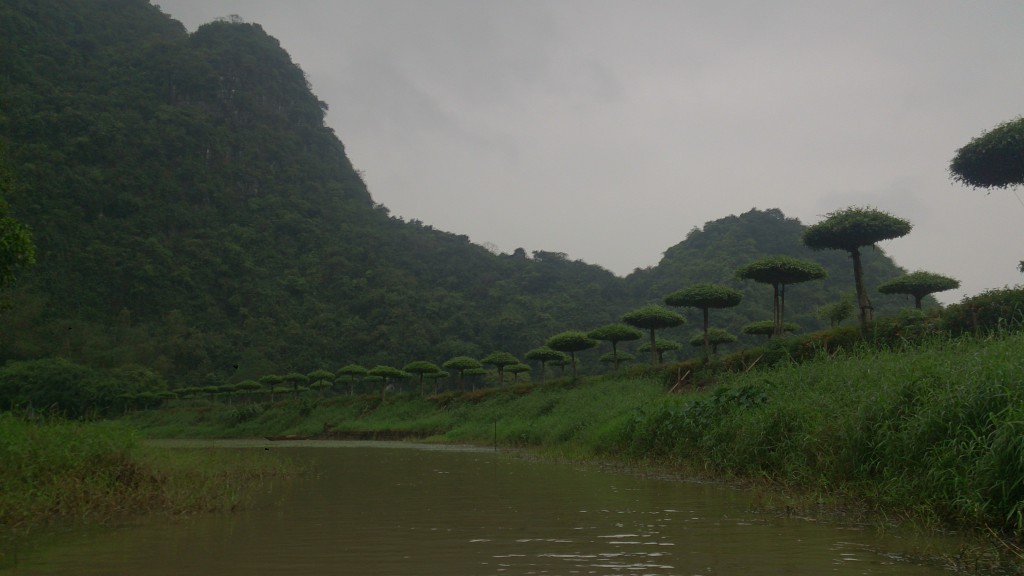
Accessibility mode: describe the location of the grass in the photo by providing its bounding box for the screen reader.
[0,414,294,535]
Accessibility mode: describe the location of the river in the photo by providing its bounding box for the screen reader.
[5,440,958,575]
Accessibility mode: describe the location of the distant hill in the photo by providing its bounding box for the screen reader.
[0,0,919,385]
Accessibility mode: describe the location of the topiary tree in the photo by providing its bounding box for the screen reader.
[259,374,283,402]
[622,305,686,366]
[524,347,570,383]
[545,331,597,379]
[664,284,742,362]
[688,328,737,355]
[506,363,530,383]
[480,352,520,386]
[403,361,442,396]
[950,117,1024,190]
[367,365,408,400]
[736,256,826,336]
[307,369,335,396]
[742,320,798,340]
[600,351,636,367]
[442,356,483,392]
[588,323,643,371]
[877,271,960,309]
[336,364,367,396]
[235,379,263,402]
[424,370,449,395]
[802,207,912,330]
[282,372,309,398]
[636,338,682,364]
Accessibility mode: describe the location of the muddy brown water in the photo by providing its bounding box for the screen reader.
[5,440,960,575]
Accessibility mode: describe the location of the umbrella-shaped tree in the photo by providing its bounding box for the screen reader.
[802,207,912,330]
[506,363,531,383]
[600,351,636,367]
[525,346,570,382]
[403,361,442,396]
[877,271,960,309]
[588,323,643,370]
[665,284,742,362]
[442,356,483,391]
[282,372,309,398]
[424,370,449,395]
[742,320,798,340]
[337,364,367,396]
[307,369,335,396]
[259,374,283,402]
[367,365,408,400]
[636,338,682,364]
[688,328,737,355]
[622,305,686,365]
[480,352,520,386]
[736,256,826,336]
[950,116,1024,190]
[545,331,597,379]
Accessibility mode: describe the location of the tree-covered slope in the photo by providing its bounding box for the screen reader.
[0,1,923,385]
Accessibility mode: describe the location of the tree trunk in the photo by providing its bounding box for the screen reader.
[647,329,658,366]
[702,308,710,363]
[851,247,873,329]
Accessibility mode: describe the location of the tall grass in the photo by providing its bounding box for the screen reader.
[616,333,1024,533]
[0,414,292,533]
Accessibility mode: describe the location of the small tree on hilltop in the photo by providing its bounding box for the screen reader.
[525,346,570,383]
[545,331,597,379]
[480,352,519,386]
[622,305,686,366]
[802,207,912,330]
[736,256,826,337]
[665,284,742,362]
[403,361,442,396]
[588,323,642,370]
[442,356,482,392]
[877,271,960,310]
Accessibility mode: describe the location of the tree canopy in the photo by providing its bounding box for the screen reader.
[877,271,960,309]
[622,305,686,365]
[664,284,742,361]
[545,331,597,379]
[950,117,1024,189]
[588,323,642,370]
[802,207,912,328]
[736,256,825,336]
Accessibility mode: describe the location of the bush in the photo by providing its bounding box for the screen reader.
[941,286,1024,336]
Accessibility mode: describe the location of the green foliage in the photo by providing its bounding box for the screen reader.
[735,255,827,286]
[877,270,960,309]
[950,116,1024,189]
[802,207,913,253]
[817,298,854,327]
[664,283,743,310]
[742,320,798,338]
[545,331,597,379]
[941,287,1024,336]
[688,328,737,353]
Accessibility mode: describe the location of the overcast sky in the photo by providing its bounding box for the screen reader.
[156,0,1024,303]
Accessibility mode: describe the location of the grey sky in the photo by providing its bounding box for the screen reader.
[156,1,1024,303]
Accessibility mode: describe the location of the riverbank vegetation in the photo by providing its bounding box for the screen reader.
[0,414,293,536]
[123,327,1024,541]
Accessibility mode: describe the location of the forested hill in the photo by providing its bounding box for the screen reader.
[0,1,914,386]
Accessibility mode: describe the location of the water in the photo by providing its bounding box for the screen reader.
[5,441,956,575]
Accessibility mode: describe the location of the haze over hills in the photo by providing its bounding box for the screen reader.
[0,0,916,385]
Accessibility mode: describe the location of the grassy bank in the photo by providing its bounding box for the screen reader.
[0,414,293,535]
[124,332,1024,541]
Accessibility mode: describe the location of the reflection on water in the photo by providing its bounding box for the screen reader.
[4,442,955,575]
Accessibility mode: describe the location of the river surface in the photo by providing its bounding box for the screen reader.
[5,440,958,575]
